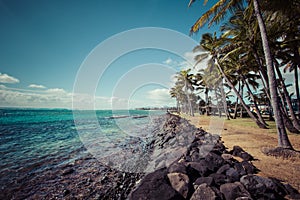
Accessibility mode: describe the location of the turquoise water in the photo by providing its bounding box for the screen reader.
[0,108,164,190]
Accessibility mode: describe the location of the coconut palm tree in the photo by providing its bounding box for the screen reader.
[188,0,293,148]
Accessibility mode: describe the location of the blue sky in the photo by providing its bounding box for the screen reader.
[0,0,219,109]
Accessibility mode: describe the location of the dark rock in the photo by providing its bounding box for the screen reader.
[194,177,214,187]
[168,162,187,174]
[63,189,70,196]
[205,152,224,171]
[240,175,286,199]
[167,172,191,199]
[209,173,227,186]
[187,162,209,177]
[220,182,251,200]
[129,168,184,200]
[283,183,300,196]
[226,168,240,182]
[216,164,231,174]
[230,146,244,157]
[240,152,254,161]
[241,161,257,174]
[191,151,201,162]
[190,183,217,200]
[234,162,247,176]
[61,168,74,176]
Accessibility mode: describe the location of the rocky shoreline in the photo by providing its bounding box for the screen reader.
[2,113,300,199]
[129,113,300,200]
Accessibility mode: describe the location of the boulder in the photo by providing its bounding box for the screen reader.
[226,168,240,182]
[220,182,252,200]
[129,168,184,200]
[216,164,231,174]
[190,183,217,200]
[168,162,187,174]
[194,177,214,187]
[167,172,191,199]
[205,152,224,171]
[187,161,209,177]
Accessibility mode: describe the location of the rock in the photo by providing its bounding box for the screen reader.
[168,162,187,174]
[209,173,227,186]
[217,164,231,174]
[240,175,286,199]
[234,162,247,176]
[226,168,240,182]
[222,154,233,161]
[187,161,209,177]
[241,161,257,174]
[190,183,217,200]
[205,152,224,171]
[220,182,251,200]
[240,152,254,161]
[61,168,74,176]
[194,177,214,187]
[167,172,190,199]
[230,146,254,161]
[129,168,184,200]
[230,146,244,157]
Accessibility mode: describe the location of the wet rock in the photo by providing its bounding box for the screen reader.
[220,182,251,200]
[241,161,257,174]
[190,183,217,200]
[167,172,190,199]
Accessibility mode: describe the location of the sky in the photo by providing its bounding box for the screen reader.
[0,0,221,109]
[1,0,296,110]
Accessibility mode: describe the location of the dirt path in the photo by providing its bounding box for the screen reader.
[183,114,300,191]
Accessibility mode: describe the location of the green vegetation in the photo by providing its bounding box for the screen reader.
[170,0,300,149]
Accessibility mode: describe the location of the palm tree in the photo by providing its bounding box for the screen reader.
[188,0,293,148]
[174,69,195,116]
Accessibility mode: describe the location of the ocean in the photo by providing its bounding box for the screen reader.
[0,108,165,198]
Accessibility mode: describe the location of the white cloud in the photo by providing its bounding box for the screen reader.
[147,88,175,107]
[163,58,173,65]
[28,84,46,89]
[46,88,66,93]
[0,72,19,84]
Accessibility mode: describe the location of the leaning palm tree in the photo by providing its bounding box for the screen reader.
[188,0,293,148]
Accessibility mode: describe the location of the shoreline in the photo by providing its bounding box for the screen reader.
[2,113,300,199]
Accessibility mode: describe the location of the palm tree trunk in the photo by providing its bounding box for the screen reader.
[215,61,267,129]
[214,89,221,117]
[242,75,268,126]
[205,88,210,116]
[233,81,240,119]
[239,83,244,118]
[294,48,300,119]
[274,60,300,131]
[253,0,293,148]
[295,66,300,119]
[220,82,230,119]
